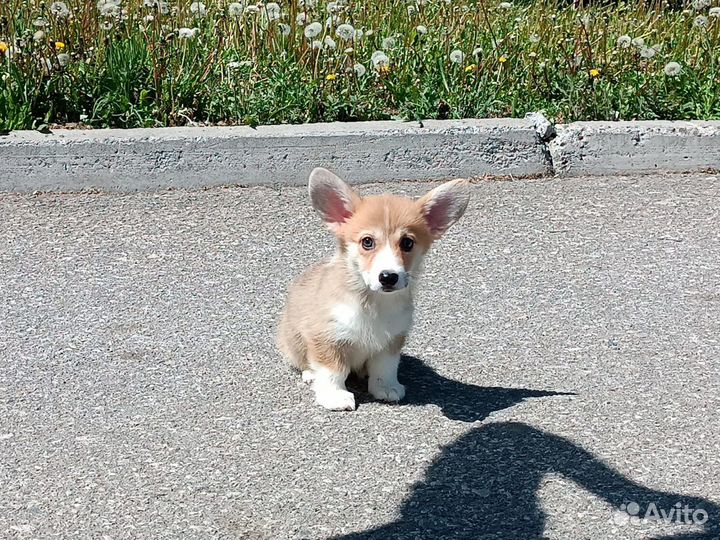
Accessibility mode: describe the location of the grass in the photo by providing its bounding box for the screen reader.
[1,0,719,131]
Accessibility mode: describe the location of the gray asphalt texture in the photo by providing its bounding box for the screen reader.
[1,173,719,540]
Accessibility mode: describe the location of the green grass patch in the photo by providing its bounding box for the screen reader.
[1,0,719,130]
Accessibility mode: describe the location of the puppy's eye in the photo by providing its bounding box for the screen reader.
[399,237,414,252]
[361,236,375,250]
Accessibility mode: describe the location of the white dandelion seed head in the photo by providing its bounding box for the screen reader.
[300,0,316,7]
[57,53,71,66]
[692,0,711,10]
[244,5,259,14]
[710,7,720,16]
[407,5,417,15]
[266,2,281,20]
[156,1,169,14]
[631,36,645,47]
[304,21,322,39]
[416,25,428,35]
[616,35,632,48]
[178,27,197,38]
[50,1,71,18]
[324,35,337,49]
[344,47,353,53]
[336,23,355,40]
[371,50,390,68]
[639,46,656,58]
[98,0,122,18]
[381,36,396,49]
[33,18,49,27]
[312,39,322,49]
[498,2,512,9]
[279,23,291,35]
[190,2,206,16]
[449,49,465,63]
[664,61,682,76]
[354,28,364,40]
[694,15,708,26]
[296,12,307,25]
[529,33,540,43]
[228,2,244,17]
[325,15,339,28]
[472,47,482,57]
[354,62,366,76]
[33,30,46,42]
[327,1,339,12]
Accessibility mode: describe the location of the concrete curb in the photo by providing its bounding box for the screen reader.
[550,121,720,176]
[0,118,718,192]
[0,119,548,192]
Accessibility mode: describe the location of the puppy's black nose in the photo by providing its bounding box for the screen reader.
[379,271,399,287]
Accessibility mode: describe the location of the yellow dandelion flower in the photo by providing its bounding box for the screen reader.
[55,41,65,51]
[325,73,337,81]
[379,65,391,75]
[0,41,8,54]
[499,55,508,63]
[589,68,601,77]
[465,64,478,72]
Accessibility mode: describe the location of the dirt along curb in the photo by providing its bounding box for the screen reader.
[0,117,718,192]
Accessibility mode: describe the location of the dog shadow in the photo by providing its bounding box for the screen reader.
[333,421,720,540]
[348,354,572,422]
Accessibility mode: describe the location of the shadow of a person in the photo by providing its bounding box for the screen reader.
[333,422,720,540]
[347,355,572,422]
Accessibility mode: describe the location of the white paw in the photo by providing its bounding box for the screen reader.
[301,370,316,384]
[369,379,406,402]
[315,388,356,411]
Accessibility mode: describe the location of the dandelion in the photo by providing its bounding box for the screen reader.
[449,49,465,63]
[327,1,338,11]
[244,5,259,14]
[266,2,281,21]
[631,37,644,47]
[381,36,396,49]
[55,41,66,51]
[324,36,337,49]
[465,63,477,72]
[407,5,416,15]
[640,46,657,59]
[312,39,322,49]
[589,68,600,77]
[304,22,322,39]
[616,35,631,48]
[354,62,366,76]
[296,12,307,25]
[529,33,540,43]
[50,1,71,18]
[371,50,390,70]
[228,2,244,17]
[663,61,682,76]
[57,53,71,66]
[416,25,428,35]
[190,2,206,16]
[710,7,720,17]
[325,73,337,81]
[33,18,48,27]
[498,55,508,63]
[694,15,708,26]
[354,28,364,40]
[336,23,355,40]
[98,0,122,17]
[692,0,711,10]
[279,23,291,36]
[178,27,197,39]
[0,42,8,55]
[33,30,46,42]
[498,1,512,8]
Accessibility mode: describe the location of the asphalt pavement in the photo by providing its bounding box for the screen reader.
[1,173,719,540]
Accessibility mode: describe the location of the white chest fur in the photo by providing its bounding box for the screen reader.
[331,295,412,356]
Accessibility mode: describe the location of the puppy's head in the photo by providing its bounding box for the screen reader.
[308,167,471,294]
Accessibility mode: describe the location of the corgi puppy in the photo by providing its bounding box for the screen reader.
[277,168,471,411]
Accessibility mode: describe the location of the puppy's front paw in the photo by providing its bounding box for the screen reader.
[369,379,406,402]
[315,388,356,411]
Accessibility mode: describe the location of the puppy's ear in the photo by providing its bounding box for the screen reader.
[417,179,471,238]
[308,168,361,230]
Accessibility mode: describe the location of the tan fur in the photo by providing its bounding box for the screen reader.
[277,168,470,409]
